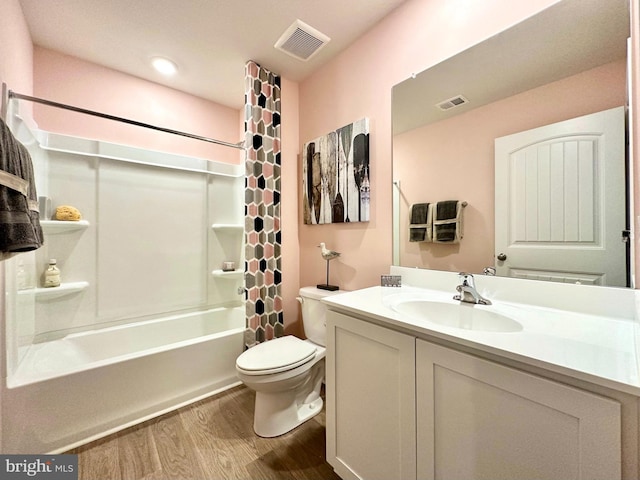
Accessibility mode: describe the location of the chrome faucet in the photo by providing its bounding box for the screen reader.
[454,272,492,305]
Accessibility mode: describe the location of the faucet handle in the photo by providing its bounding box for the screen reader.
[483,266,497,276]
[458,272,475,286]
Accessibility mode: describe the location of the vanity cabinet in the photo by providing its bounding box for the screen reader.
[416,340,621,480]
[326,311,416,480]
[327,310,623,480]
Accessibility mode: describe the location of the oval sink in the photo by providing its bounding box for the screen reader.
[389,299,523,332]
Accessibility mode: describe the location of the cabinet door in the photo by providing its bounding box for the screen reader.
[326,311,416,480]
[416,340,621,480]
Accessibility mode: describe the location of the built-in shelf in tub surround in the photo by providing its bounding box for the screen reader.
[18,281,90,300]
[40,220,90,234]
[211,269,243,279]
[211,223,243,230]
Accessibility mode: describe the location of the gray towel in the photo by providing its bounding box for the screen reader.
[409,203,432,242]
[0,118,43,258]
[433,200,463,243]
[410,227,428,243]
[410,203,429,224]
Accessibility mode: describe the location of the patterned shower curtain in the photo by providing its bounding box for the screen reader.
[244,61,283,348]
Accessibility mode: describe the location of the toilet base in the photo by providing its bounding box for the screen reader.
[252,361,325,437]
[254,393,323,438]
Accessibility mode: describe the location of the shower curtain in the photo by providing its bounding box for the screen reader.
[244,61,282,347]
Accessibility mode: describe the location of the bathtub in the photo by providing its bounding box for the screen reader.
[1,306,246,453]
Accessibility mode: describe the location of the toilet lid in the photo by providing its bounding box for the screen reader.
[236,336,317,374]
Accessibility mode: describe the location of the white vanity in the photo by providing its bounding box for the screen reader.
[323,266,640,480]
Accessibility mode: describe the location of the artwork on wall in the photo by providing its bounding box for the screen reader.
[302,118,370,224]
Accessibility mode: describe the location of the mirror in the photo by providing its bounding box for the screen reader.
[392,0,631,287]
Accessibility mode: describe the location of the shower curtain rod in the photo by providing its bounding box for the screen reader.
[6,89,246,150]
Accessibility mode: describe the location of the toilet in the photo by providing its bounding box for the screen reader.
[236,286,341,437]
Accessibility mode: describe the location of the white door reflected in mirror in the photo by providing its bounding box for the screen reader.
[495,107,627,287]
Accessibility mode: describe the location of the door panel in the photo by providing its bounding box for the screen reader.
[326,311,416,480]
[416,340,622,480]
[495,106,626,286]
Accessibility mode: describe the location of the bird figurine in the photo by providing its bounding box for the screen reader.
[318,242,341,261]
[317,242,340,291]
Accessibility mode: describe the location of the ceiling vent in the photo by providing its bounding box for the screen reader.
[436,95,469,111]
[275,19,330,61]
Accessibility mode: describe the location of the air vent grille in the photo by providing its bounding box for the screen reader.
[436,95,469,111]
[275,20,330,61]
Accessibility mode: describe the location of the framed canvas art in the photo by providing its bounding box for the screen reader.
[302,118,370,224]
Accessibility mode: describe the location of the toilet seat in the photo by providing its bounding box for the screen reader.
[236,336,317,376]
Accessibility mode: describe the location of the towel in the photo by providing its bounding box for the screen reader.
[409,202,432,242]
[432,200,464,243]
[0,118,43,259]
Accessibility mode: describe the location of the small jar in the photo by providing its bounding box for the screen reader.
[43,259,61,288]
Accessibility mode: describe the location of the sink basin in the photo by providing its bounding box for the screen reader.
[388,299,523,332]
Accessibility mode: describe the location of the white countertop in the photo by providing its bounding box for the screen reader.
[323,285,640,396]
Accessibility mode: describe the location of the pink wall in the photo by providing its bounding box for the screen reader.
[297,0,560,291]
[0,0,33,103]
[33,48,242,165]
[395,60,626,273]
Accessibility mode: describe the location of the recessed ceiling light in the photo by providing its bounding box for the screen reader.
[151,57,178,76]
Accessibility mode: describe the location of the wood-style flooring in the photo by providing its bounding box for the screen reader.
[67,385,342,480]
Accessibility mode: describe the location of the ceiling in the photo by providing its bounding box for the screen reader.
[18,0,408,110]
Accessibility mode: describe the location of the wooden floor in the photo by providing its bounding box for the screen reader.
[67,385,342,480]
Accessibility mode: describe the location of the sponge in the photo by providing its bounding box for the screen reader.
[54,205,82,221]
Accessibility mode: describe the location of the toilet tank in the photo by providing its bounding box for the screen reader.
[298,286,342,347]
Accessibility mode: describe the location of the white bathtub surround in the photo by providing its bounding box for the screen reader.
[2,116,246,454]
[10,307,244,387]
[5,117,244,348]
[2,306,245,453]
[323,266,640,480]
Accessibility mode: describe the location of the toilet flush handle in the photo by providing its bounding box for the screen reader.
[296,296,303,304]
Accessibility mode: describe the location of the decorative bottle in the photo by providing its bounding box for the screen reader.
[44,259,61,288]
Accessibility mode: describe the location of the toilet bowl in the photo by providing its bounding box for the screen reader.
[236,286,341,437]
